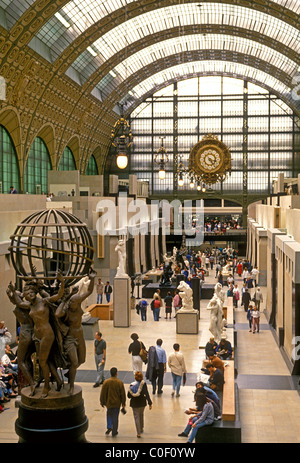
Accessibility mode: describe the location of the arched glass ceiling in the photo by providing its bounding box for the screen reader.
[1,0,300,33]
[119,61,291,109]
[33,3,300,65]
[93,34,297,97]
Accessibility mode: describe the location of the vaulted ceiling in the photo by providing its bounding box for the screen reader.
[0,0,299,174]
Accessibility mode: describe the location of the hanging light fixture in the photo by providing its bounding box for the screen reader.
[154,137,169,180]
[177,154,187,187]
[178,172,184,187]
[111,104,132,169]
[189,175,195,189]
[110,1,132,170]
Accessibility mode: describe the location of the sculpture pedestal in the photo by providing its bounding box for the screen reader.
[82,316,100,340]
[176,311,199,334]
[113,276,131,327]
[15,385,88,443]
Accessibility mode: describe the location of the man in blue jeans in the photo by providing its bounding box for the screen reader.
[93,332,106,387]
[178,398,214,442]
[167,343,187,397]
[100,367,126,437]
[104,281,112,303]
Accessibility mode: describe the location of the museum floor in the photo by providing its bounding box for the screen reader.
[1,272,300,444]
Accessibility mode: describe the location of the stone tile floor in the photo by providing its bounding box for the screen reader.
[0,273,299,444]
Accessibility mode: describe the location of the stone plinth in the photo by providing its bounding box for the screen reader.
[142,282,177,298]
[15,385,88,443]
[113,276,131,327]
[82,316,100,340]
[176,311,199,334]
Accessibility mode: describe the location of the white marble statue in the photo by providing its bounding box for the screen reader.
[74,276,91,311]
[222,261,233,276]
[115,238,128,278]
[172,246,177,259]
[163,253,173,265]
[177,280,196,313]
[207,282,226,342]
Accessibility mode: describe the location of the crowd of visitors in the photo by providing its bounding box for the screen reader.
[204,219,243,233]
[0,341,18,413]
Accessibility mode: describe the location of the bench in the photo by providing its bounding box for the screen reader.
[195,358,241,443]
[222,360,235,421]
[88,302,113,321]
[223,297,234,323]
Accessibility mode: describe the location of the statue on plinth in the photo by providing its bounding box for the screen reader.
[115,238,128,278]
[177,280,196,312]
[207,282,226,343]
[159,261,173,286]
[7,271,66,398]
[6,209,96,443]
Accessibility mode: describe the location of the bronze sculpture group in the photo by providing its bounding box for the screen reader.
[6,269,96,398]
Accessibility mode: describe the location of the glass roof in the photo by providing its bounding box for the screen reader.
[94,33,297,97]
[120,60,291,108]
[1,0,300,33]
[0,0,35,29]
[33,3,300,65]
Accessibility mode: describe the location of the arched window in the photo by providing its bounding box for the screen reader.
[0,125,20,194]
[59,146,76,171]
[86,155,98,175]
[24,137,52,194]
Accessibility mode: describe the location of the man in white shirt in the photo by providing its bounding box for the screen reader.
[168,343,187,397]
[251,266,260,287]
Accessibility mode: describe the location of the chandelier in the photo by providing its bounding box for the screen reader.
[110,105,132,169]
[154,137,169,180]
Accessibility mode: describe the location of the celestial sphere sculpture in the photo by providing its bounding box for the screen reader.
[9,209,95,292]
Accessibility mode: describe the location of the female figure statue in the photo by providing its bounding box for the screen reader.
[8,271,65,398]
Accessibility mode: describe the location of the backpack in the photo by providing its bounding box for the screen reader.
[150,299,155,311]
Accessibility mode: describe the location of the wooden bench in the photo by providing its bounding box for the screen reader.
[223,296,234,325]
[195,358,241,443]
[222,360,235,421]
[88,302,113,321]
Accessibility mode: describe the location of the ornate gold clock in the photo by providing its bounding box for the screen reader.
[189,134,231,185]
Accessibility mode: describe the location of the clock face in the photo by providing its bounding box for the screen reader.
[199,149,221,173]
[189,134,231,185]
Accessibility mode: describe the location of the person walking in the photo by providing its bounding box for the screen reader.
[100,367,126,437]
[251,266,260,287]
[93,331,106,387]
[96,278,104,304]
[253,287,263,310]
[252,306,260,334]
[247,305,254,332]
[128,333,146,374]
[127,371,152,438]
[233,284,239,308]
[164,292,173,319]
[152,339,167,395]
[104,281,112,303]
[168,343,187,397]
[241,288,251,312]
